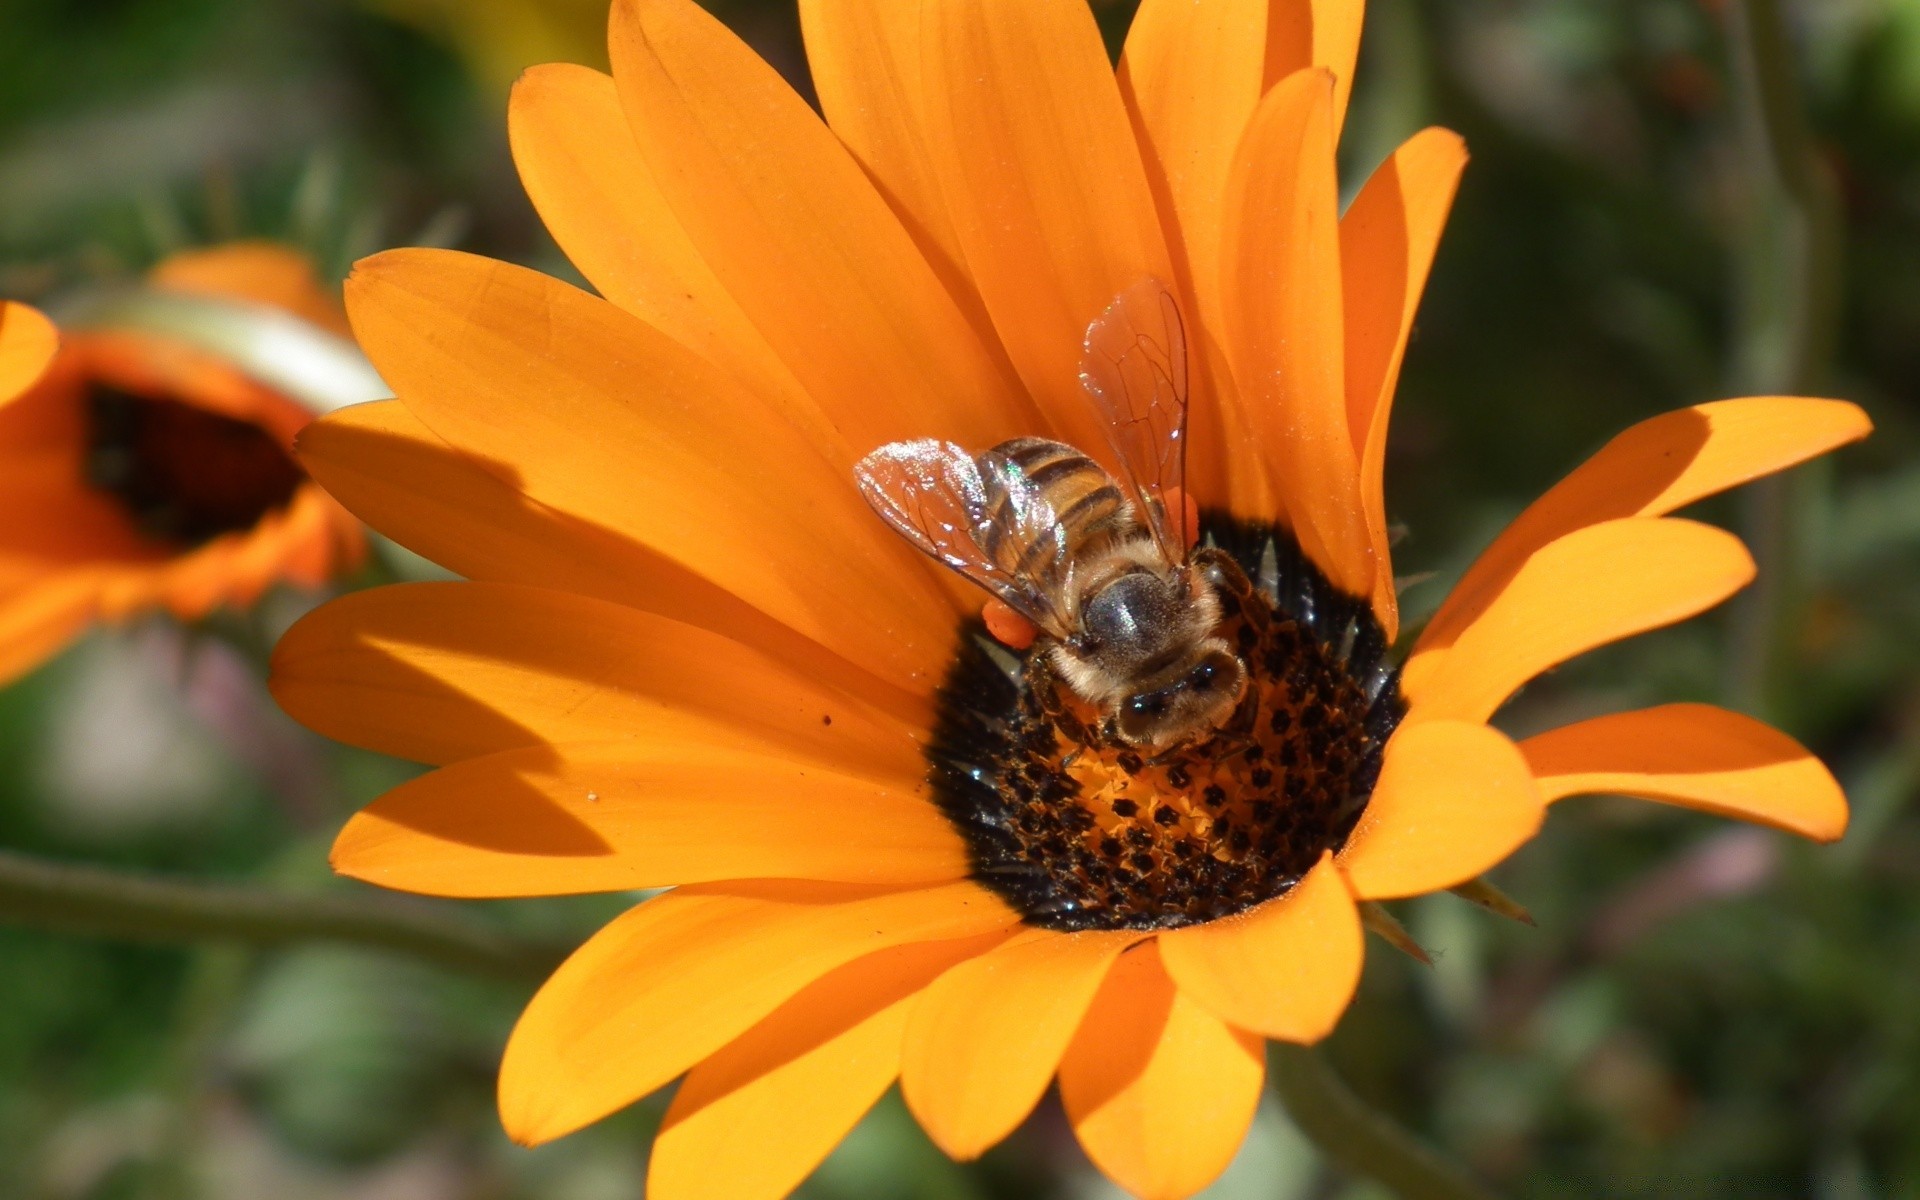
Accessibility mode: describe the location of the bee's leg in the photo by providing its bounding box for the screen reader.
[1192,547,1267,635]
[1192,546,1255,599]
[1056,708,1095,752]
[1222,685,1261,741]
[1184,698,1261,765]
[1024,647,1094,748]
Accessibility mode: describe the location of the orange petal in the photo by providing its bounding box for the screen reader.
[1341,128,1468,642]
[56,327,313,442]
[1340,720,1544,900]
[1299,0,1367,139]
[0,572,102,685]
[272,485,361,588]
[1417,396,1872,658]
[1405,518,1755,724]
[1523,703,1847,842]
[270,581,921,772]
[344,248,962,698]
[901,926,1141,1161]
[1120,0,1274,310]
[914,0,1175,456]
[797,0,997,352]
[651,933,1007,1200]
[148,241,350,337]
[1220,69,1372,598]
[1121,0,1371,310]
[330,740,967,898]
[1115,0,1270,515]
[1059,941,1266,1200]
[607,0,1032,452]
[507,64,813,435]
[1158,854,1361,1043]
[0,302,57,404]
[498,879,1017,1146]
[296,401,926,720]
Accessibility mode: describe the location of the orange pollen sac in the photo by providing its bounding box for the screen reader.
[927,518,1405,932]
[982,597,1039,650]
[84,382,305,547]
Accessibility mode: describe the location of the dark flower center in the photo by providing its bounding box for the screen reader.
[927,516,1406,932]
[84,383,305,547]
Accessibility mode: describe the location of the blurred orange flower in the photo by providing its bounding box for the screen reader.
[273,1,1869,1197]
[0,243,366,683]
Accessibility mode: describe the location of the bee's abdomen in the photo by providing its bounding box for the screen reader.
[980,437,1129,580]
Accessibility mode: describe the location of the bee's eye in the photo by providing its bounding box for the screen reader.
[1127,692,1168,718]
[1187,661,1218,692]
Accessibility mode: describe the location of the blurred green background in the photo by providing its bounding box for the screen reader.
[2,0,1916,1197]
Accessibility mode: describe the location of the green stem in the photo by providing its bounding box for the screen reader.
[1722,0,1844,713]
[0,848,562,983]
[1271,1043,1499,1200]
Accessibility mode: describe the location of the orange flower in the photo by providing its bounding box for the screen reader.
[0,243,368,683]
[272,1,1870,1197]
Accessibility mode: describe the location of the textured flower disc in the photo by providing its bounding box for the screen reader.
[84,381,305,547]
[931,516,1404,932]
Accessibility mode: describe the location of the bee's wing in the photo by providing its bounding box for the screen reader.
[1077,277,1191,562]
[855,438,1074,638]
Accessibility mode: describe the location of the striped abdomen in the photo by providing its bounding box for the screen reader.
[977,436,1134,596]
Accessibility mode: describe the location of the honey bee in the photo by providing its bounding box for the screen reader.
[855,279,1251,751]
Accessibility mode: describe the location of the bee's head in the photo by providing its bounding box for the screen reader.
[1052,564,1246,749]
[1111,644,1247,749]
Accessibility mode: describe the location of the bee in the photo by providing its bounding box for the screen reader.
[854,279,1251,751]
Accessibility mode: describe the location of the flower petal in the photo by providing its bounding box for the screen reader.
[1059,941,1265,1200]
[607,0,1032,452]
[797,0,993,348]
[1119,0,1276,312]
[915,0,1175,455]
[295,400,911,713]
[0,302,57,404]
[1416,396,1872,658]
[330,740,967,897]
[650,933,1006,1200]
[1341,128,1468,641]
[1158,853,1361,1043]
[0,573,102,684]
[343,248,962,697]
[498,879,1017,1146]
[271,581,921,772]
[1340,720,1544,900]
[1220,69,1372,598]
[148,241,351,337]
[296,399,666,601]
[507,63,810,431]
[1121,0,1372,314]
[1404,518,1755,724]
[0,365,150,566]
[1301,0,1366,137]
[1522,703,1847,842]
[1115,0,1269,514]
[901,926,1141,1161]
